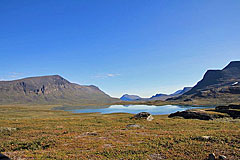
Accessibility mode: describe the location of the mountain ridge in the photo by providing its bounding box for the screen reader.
[0,75,117,105]
[149,87,192,101]
[120,87,192,101]
[167,61,240,105]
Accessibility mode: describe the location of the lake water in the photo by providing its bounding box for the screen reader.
[56,105,214,115]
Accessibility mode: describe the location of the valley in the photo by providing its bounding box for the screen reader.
[0,105,239,160]
[0,62,240,160]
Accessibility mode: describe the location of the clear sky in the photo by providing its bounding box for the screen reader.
[0,0,240,98]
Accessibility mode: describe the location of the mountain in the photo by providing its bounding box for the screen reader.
[120,87,192,102]
[149,87,192,101]
[0,75,117,105]
[185,61,240,95]
[168,61,240,105]
[149,93,170,101]
[170,87,192,96]
[120,94,142,101]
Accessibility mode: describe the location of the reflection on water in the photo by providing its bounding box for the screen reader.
[54,105,214,115]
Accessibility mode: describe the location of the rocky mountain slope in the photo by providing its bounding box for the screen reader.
[0,75,117,105]
[149,87,192,101]
[149,93,170,101]
[168,61,240,105]
[171,87,192,96]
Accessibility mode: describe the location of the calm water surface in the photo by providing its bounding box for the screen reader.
[59,105,214,115]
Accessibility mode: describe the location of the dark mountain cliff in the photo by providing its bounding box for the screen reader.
[185,61,240,95]
[0,75,116,105]
[168,61,240,105]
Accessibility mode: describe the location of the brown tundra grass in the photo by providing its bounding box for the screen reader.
[0,105,239,160]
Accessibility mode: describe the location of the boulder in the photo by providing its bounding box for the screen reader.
[131,112,154,121]
[215,105,240,119]
[126,124,141,128]
[208,153,216,160]
[219,155,227,160]
[0,153,11,160]
[146,115,154,121]
[216,104,240,110]
[168,110,225,120]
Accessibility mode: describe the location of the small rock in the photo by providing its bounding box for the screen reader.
[0,127,17,132]
[103,144,112,148]
[193,136,214,141]
[208,153,216,160]
[147,115,154,121]
[219,155,227,160]
[201,136,212,140]
[86,132,98,136]
[149,153,165,160]
[126,124,141,128]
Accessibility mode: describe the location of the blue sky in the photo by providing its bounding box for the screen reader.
[0,0,240,98]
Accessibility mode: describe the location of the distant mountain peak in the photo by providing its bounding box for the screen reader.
[150,87,192,101]
[120,94,142,101]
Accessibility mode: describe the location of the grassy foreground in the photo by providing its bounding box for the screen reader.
[0,105,239,160]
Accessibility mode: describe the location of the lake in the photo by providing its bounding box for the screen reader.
[55,105,214,115]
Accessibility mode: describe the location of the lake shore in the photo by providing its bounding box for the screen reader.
[54,104,215,115]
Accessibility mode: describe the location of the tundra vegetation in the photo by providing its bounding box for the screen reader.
[0,105,239,159]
